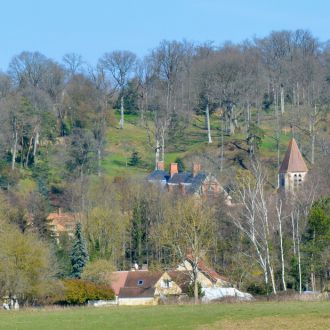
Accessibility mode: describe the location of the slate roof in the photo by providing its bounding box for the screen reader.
[186,255,230,284]
[147,170,169,182]
[279,138,308,173]
[147,166,220,196]
[186,173,208,194]
[167,172,192,184]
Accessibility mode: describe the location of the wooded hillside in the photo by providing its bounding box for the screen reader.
[0,29,330,303]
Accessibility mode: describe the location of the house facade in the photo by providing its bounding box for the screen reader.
[110,257,230,305]
[176,257,231,288]
[47,209,80,241]
[147,162,226,198]
[113,270,182,305]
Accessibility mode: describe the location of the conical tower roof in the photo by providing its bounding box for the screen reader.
[279,138,308,173]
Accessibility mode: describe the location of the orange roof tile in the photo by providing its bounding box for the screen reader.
[110,271,129,295]
[279,138,308,173]
[186,255,229,283]
[47,212,79,233]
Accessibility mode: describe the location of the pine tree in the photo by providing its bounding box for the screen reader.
[70,223,89,278]
[128,150,141,166]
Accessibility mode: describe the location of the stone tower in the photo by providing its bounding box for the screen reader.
[279,138,308,191]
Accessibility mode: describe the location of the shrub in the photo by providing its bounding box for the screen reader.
[245,282,268,296]
[59,279,115,305]
[128,150,141,166]
[187,282,205,298]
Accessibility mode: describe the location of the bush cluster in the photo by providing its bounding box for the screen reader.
[59,279,115,304]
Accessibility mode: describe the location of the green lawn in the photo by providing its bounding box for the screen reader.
[1,301,330,330]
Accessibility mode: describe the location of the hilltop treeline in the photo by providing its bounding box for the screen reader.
[0,29,329,183]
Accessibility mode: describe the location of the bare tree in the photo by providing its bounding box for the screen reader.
[155,196,216,303]
[99,50,136,129]
[8,51,49,89]
[275,196,287,291]
[62,53,84,76]
[231,162,277,294]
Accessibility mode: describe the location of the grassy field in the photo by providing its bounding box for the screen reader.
[1,301,330,330]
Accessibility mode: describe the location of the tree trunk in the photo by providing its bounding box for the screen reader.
[226,103,235,135]
[206,103,212,143]
[266,242,277,295]
[25,136,34,168]
[280,85,285,114]
[277,200,287,291]
[161,128,165,162]
[291,212,296,256]
[275,88,280,176]
[194,278,199,304]
[155,139,160,169]
[119,95,124,129]
[33,130,39,158]
[11,129,18,171]
[311,134,315,165]
[220,116,224,172]
[296,211,302,294]
[311,104,317,165]
[297,82,300,111]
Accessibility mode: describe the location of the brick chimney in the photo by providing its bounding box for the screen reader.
[156,161,165,171]
[192,163,201,177]
[170,163,178,177]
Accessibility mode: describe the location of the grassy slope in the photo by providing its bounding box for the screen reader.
[1,301,330,330]
[102,111,295,181]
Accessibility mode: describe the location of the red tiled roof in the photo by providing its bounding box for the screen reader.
[186,255,229,283]
[119,287,155,298]
[279,138,308,173]
[47,212,79,233]
[124,271,163,288]
[110,271,129,295]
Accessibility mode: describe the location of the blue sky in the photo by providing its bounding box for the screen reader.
[0,0,328,70]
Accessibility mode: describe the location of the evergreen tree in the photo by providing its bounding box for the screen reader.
[174,157,185,172]
[128,150,141,166]
[70,223,89,278]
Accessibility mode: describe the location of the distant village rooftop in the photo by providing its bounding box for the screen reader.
[147,161,225,197]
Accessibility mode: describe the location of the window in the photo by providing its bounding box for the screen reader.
[137,280,144,286]
[293,173,299,186]
[161,279,172,288]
